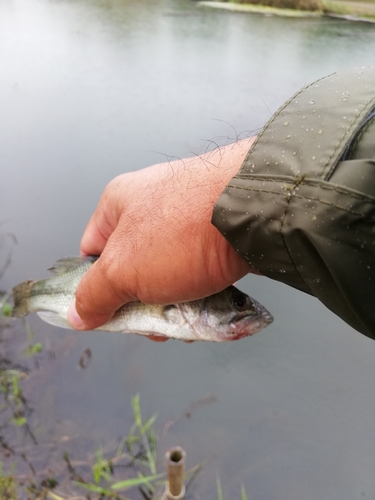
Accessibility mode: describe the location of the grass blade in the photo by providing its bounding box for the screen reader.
[111,472,164,491]
[241,483,248,500]
[216,474,224,500]
[47,492,66,500]
[140,414,157,435]
[76,481,119,495]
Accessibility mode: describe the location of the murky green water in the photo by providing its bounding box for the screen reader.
[1,0,375,498]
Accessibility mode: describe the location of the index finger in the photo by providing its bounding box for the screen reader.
[79,213,111,257]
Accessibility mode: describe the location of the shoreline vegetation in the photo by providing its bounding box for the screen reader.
[198,0,375,22]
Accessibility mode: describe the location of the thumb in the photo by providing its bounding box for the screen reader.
[67,255,133,330]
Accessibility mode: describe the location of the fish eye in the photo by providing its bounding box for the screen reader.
[231,292,250,311]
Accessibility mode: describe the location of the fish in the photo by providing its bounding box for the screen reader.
[11,257,273,342]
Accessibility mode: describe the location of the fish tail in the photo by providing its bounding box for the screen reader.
[12,280,35,317]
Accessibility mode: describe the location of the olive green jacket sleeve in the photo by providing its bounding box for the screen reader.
[212,65,375,339]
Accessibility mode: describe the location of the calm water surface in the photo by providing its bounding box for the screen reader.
[1,0,375,498]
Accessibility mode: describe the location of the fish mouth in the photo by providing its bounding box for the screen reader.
[222,311,273,341]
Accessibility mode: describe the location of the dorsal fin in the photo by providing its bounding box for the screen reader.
[47,256,98,275]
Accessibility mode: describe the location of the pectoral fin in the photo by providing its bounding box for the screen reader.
[37,311,71,329]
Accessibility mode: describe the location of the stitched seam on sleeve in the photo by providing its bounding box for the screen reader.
[228,181,314,292]
[229,178,375,204]
[226,183,375,219]
[240,74,333,174]
[347,117,375,158]
[322,96,375,180]
[278,179,311,291]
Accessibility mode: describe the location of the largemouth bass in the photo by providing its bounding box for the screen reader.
[12,257,273,342]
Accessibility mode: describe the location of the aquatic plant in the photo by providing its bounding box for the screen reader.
[234,0,322,12]
[71,394,164,499]
[217,475,249,500]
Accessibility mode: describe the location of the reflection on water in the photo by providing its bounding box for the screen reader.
[1,0,375,498]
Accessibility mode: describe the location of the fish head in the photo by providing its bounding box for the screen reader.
[198,286,273,341]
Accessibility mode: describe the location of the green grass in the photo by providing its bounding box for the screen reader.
[234,0,322,12]
[322,0,375,17]
[217,475,249,500]
[0,382,250,499]
[210,0,375,18]
[61,395,165,499]
[0,462,18,500]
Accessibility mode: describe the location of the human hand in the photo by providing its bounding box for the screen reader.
[68,138,256,331]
